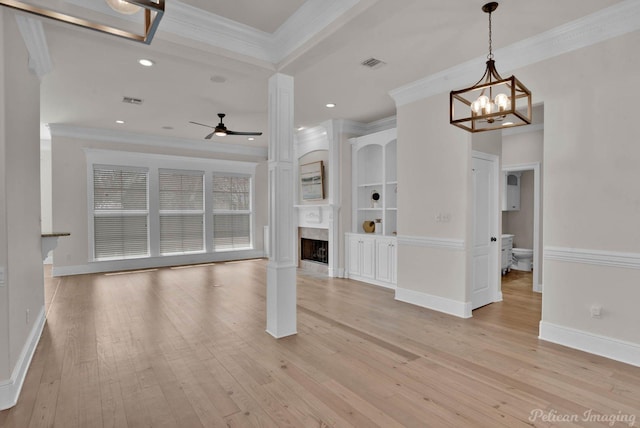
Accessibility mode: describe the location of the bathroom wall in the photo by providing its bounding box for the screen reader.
[503,170,534,249]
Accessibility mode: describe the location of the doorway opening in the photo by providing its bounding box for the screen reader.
[501,163,541,293]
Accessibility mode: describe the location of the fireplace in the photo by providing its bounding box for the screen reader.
[301,238,328,264]
[298,227,329,274]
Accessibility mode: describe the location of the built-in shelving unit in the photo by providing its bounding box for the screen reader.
[351,128,397,236]
[345,128,397,289]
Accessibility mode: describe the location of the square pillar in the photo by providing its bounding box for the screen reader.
[266,73,297,338]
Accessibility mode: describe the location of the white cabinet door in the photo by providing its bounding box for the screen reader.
[361,236,376,280]
[390,241,397,284]
[375,238,393,283]
[346,234,395,286]
[347,235,361,276]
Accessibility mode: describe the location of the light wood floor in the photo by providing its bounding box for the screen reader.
[1,262,638,427]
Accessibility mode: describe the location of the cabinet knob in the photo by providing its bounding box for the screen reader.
[490,237,497,242]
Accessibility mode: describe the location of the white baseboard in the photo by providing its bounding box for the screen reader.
[539,321,640,367]
[395,287,472,318]
[328,268,345,278]
[0,306,46,411]
[534,282,543,293]
[348,274,396,290]
[52,250,266,276]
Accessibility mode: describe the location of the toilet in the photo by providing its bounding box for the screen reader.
[512,248,533,271]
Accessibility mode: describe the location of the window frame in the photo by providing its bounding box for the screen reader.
[90,164,150,261]
[158,168,206,256]
[85,149,258,264]
[212,173,254,252]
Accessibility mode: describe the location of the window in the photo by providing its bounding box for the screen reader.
[87,150,257,264]
[213,175,252,250]
[159,169,204,255]
[93,166,149,260]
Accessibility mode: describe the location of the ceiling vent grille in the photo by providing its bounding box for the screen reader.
[361,57,386,69]
[122,96,143,105]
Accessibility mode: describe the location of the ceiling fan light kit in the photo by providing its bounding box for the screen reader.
[0,0,164,44]
[449,2,532,133]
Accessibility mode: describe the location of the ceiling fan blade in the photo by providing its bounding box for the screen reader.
[226,130,263,136]
[205,131,215,139]
[189,121,215,129]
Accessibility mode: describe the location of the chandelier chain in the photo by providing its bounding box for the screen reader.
[487,9,494,60]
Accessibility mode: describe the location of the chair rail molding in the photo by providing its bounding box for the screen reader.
[397,235,465,251]
[544,246,640,270]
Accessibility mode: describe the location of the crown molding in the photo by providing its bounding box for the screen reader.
[162,0,365,65]
[49,124,268,159]
[15,15,52,79]
[331,116,397,138]
[272,0,361,64]
[390,0,640,107]
[163,1,275,63]
[365,115,397,134]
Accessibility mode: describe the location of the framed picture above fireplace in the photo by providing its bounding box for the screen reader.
[300,161,325,200]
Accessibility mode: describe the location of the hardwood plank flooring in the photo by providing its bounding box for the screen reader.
[1,262,638,427]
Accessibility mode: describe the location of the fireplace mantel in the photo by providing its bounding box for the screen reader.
[294,204,336,230]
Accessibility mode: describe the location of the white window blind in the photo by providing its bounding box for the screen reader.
[93,167,149,260]
[159,169,204,255]
[213,175,252,250]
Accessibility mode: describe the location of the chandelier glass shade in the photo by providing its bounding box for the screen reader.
[105,0,141,15]
[450,2,532,133]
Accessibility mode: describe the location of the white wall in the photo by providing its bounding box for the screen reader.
[396,29,640,363]
[396,92,471,312]
[40,139,53,234]
[51,133,268,275]
[0,9,45,408]
[530,32,640,356]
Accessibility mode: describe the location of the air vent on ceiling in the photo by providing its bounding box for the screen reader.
[361,57,386,69]
[122,96,143,105]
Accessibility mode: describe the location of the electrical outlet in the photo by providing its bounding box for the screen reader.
[590,304,602,318]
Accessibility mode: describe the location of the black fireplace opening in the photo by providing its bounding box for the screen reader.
[301,238,329,265]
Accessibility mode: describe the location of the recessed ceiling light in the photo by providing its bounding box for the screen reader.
[138,58,154,67]
[115,120,125,124]
[210,75,227,83]
[247,137,255,141]
[325,103,336,108]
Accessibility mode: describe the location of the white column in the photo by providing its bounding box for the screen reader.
[266,73,297,338]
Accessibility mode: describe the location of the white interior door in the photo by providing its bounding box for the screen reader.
[472,153,499,310]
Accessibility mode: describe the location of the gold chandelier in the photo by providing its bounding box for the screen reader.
[450,2,531,133]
